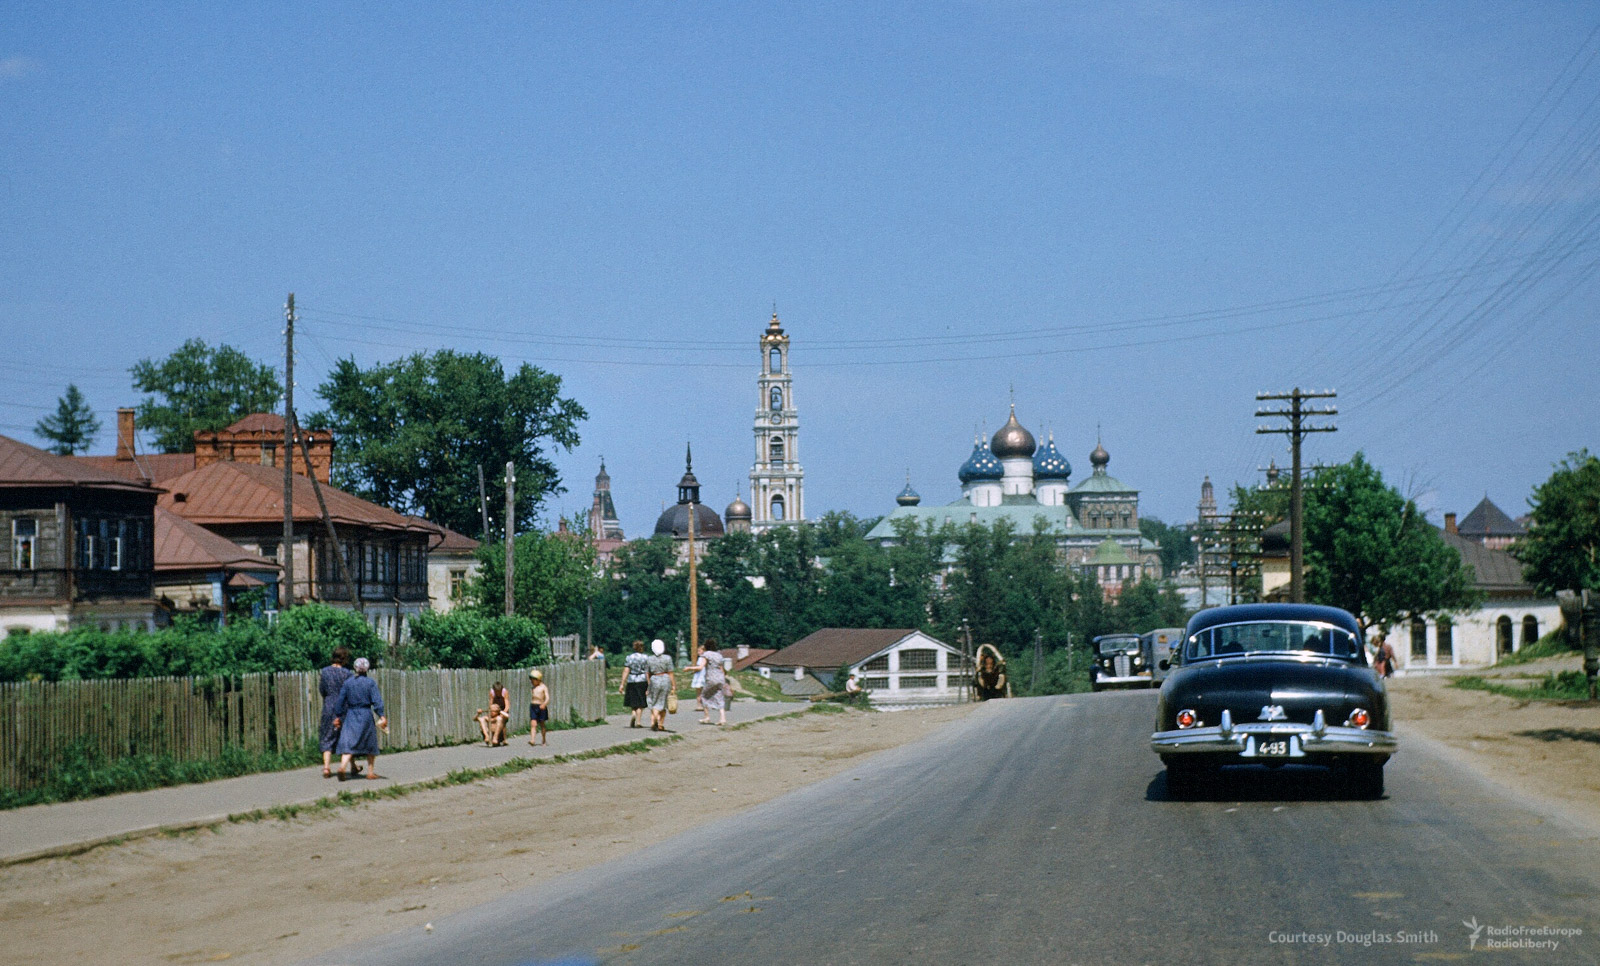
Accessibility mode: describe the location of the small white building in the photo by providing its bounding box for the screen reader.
[1391,528,1558,673]
[756,628,968,709]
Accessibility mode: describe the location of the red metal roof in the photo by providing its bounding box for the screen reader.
[157,461,424,532]
[75,452,197,484]
[154,507,279,573]
[224,413,287,434]
[404,516,482,553]
[0,434,161,494]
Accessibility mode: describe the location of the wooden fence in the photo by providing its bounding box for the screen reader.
[0,660,606,793]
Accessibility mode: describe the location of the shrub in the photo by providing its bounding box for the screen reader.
[404,610,549,669]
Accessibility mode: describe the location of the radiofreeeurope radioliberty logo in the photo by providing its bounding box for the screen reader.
[1464,917,1582,952]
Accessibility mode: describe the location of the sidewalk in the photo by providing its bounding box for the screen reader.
[0,699,801,865]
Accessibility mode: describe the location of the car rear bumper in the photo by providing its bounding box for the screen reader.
[1094,673,1152,686]
[1151,717,1396,758]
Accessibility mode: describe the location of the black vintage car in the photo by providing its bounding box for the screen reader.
[1151,603,1396,798]
[1089,634,1151,691]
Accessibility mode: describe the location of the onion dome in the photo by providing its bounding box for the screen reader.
[1089,438,1110,472]
[958,436,1003,483]
[653,443,725,539]
[990,406,1037,459]
[1033,433,1072,481]
[896,472,921,506]
[725,492,752,522]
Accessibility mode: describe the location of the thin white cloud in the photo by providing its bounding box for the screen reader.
[0,55,41,79]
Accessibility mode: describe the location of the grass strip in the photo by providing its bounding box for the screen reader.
[229,735,684,824]
[1453,670,1593,701]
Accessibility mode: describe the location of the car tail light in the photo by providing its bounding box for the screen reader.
[1347,708,1371,729]
[1176,709,1197,729]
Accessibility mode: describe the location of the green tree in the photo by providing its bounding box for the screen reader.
[1115,578,1191,634]
[590,536,687,652]
[1512,449,1600,596]
[469,521,598,634]
[311,350,585,538]
[1139,516,1196,577]
[34,384,102,455]
[1303,453,1480,631]
[130,340,283,453]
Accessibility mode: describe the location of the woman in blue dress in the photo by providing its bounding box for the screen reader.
[332,657,388,780]
[317,646,354,778]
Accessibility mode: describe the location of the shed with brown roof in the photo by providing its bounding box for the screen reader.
[757,628,965,707]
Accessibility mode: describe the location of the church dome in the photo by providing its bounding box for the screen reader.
[990,407,1037,459]
[1090,439,1110,470]
[896,480,921,506]
[958,438,1003,483]
[725,494,752,521]
[1033,435,1072,481]
[654,502,725,539]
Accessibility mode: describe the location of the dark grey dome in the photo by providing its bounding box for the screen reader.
[654,502,725,539]
[725,495,752,520]
[1090,439,1110,469]
[896,481,921,506]
[990,407,1036,460]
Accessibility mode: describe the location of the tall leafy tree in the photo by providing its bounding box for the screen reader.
[34,384,101,455]
[130,340,283,453]
[590,536,686,652]
[1512,449,1600,596]
[1303,452,1480,631]
[469,519,598,634]
[1139,516,1196,577]
[311,351,585,537]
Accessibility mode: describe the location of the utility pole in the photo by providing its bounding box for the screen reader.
[687,485,699,662]
[292,414,361,616]
[961,618,972,703]
[503,462,515,617]
[1256,388,1337,603]
[477,464,490,540]
[1032,629,1043,693]
[281,294,295,612]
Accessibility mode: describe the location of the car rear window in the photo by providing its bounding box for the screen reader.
[1186,621,1360,661]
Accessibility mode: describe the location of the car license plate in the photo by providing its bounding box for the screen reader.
[1256,737,1292,757]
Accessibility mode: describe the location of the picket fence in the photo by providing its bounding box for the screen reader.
[0,660,606,792]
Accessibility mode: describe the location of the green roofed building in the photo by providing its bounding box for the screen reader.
[864,408,1160,591]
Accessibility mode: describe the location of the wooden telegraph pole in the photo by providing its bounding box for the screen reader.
[687,478,700,664]
[281,294,295,612]
[1256,389,1337,603]
[504,462,515,617]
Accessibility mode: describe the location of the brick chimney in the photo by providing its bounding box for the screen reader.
[1444,512,1457,534]
[116,408,136,461]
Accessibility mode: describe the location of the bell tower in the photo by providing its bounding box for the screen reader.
[749,311,804,530]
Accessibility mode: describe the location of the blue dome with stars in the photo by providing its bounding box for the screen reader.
[1033,435,1072,481]
[958,438,1003,483]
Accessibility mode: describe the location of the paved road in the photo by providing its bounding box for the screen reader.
[310,692,1600,965]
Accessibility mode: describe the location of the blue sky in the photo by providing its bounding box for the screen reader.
[4,3,1598,536]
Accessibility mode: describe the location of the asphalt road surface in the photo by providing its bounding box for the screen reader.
[310,693,1600,965]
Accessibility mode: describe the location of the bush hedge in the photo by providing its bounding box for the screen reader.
[0,604,549,682]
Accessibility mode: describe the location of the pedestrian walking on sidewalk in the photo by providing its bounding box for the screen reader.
[317,646,354,778]
[332,657,388,780]
[622,640,650,728]
[645,638,676,732]
[690,638,731,726]
[529,669,551,746]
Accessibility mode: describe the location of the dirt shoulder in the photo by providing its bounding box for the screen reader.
[0,704,974,966]
[1389,659,1600,833]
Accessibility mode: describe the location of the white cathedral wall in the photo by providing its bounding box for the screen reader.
[1036,482,1069,506]
[963,482,1002,507]
[1000,458,1033,496]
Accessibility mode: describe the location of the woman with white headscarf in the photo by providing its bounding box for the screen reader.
[644,638,676,732]
[332,657,388,780]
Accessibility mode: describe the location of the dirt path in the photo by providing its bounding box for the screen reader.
[0,704,974,966]
[1388,660,1600,833]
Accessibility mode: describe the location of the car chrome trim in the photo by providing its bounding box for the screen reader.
[1151,722,1396,757]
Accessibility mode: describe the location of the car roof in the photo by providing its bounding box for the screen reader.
[1185,603,1361,638]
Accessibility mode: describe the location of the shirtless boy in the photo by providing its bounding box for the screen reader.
[529,669,550,746]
